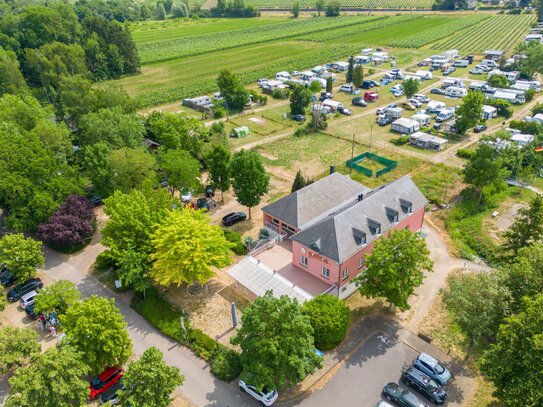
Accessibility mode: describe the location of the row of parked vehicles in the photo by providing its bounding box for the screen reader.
[380,352,452,407]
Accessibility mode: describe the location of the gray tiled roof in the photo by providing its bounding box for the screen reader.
[291,176,428,263]
[262,172,370,229]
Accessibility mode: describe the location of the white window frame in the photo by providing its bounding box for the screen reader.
[342,269,349,280]
[358,258,365,269]
[321,267,330,279]
[300,256,308,267]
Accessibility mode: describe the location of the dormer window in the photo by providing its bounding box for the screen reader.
[310,238,321,252]
[352,227,367,245]
[367,218,381,235]
[386,207,399,223]
[399,198,413,214]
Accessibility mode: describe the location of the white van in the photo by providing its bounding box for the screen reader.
[436,109,454,122]
[339,84,354,93]
[415,70,432,80]
[445,86,467,98]
[453,60,469,68]
[480,59,499,68]
[275,71,291,81]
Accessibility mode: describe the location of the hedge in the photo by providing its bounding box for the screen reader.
[223,229,247,255]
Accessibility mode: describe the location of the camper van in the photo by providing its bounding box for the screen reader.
[453,60,469,68]
[480,59,499,69]
[415,70,433,80]
[436,109,454,122]
[276,71,291,81]
[427,101,446,114]
[445,86,467,98]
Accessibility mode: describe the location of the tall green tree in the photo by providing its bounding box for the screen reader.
[514,41,543,78]
[301,294,349,350]
[118,347,184,407]
[326,76,333,93]
[0,234,44,283]
[352,64,364,88]
[455,90,485,135]
[315,0,325,15]
[291,1,301,17]
[217,69,250,111]
[207,145,231,202]
[289,84,312,116]
[110,147,157,193]
[355,229,433,311]
[61,296,132,373]
[5,347,90,407]
[83,142,113,197]
[291,169,312,192]
[159,149,200,195]
[503,195,543,255]
[150,208,233,286]
[402,78,419,98]
[34,280,81,315]
[346,55,354,83]
[479,294,543,406]
[155,4,167,19]
[229,150,270,219]
[144,111,204,155]
[231,291,321,391]
[0,327,40,374]
[463,144,509,206]
[0,46,28,96]
[487,74,509,88]
[442,272,511,355]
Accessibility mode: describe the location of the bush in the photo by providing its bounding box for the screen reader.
[188,328,217,360]
[131,288,185,342]
[526,88,535,102]
[210,348,242,382]
[456,148,474,159]
[368,68,376,75]
[301,294,349,350]
[94,251,116,271]
[223,229,247,255]
[391,135,410,145]
[213,107,225,119]
[272,88,290,99]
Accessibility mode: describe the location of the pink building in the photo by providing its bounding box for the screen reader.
[261,173,427,299]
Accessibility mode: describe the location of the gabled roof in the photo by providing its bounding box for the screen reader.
[291,176,428,263]
[261,172,370,230]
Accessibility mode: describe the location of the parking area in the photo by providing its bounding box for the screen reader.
[289,330,474,407]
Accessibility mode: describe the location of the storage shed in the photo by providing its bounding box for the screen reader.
[409,132,448,150]
[391,118,420,134]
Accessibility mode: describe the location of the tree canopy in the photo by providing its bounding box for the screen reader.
[60,296,132,373]
[159,149,200,194]
[455,90,485,135]
[150,208,233,286]
[34,280,81,315]
[231,291,321,391]
[403,78,419,98]
[109,147,157,193]
[503,195,543,255]
[0,327,40,374]
[217,69,250,111]
[207,144,231,201]
[355,229,433,311]
[289,84,312,116]
[0,233,44,282]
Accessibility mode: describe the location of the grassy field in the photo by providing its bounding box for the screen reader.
[244,0,435,9]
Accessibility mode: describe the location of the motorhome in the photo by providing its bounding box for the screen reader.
[276,71,291,81]
[436,109,454,122]
[427,101,446,114]
[415,70,433,80]
[445,86,467,98]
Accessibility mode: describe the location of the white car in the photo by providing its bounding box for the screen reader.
[181,189,193,203]
[213,92,224,100]
[414,93,430,103]
[408,98,422,108]
[257,79,268,87]
[239,380,278,406]
[19,290,38,309]
[392,90,404,97]
[374,401,395,407]
[291,70,300,76]
[339,84,354,93]
[470,68,483,75]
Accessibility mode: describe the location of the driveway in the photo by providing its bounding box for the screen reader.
[285,319,475,407]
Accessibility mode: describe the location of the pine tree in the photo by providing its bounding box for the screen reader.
[352,65,364,88]
[291,170,306,192]
[346,55,354,84]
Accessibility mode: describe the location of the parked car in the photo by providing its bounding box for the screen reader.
[470,67,483,75]
[19,290,38,310]
[378,117,392,126]
[376,107,387,115]
[196,198,209,211]
[473,124,487,133]
[442,67,456,76]
[413,353,452,385]
[222,212,247,227]
[430,88,445,95]
[99,380,125,405]
[338,106,352,115]
[291,70,300,76]
[205,185,215,198]
[89,367,124,400]
[402,367,447,404]
[392,90,404,97]
[180,189,193,203]
[352,97,367,107]
[239,379,278,406]
[339,84,354,93]
[408,98,422,108]
[375,402,395,407]
[24,303,39,319]
[1,270,16,288]
[320,91,333,99]
[400,102,416,111]
[414,94,430,103]
[7,278,43,303]
[291,114,306,122]
[213,92,224,101]
[383,382,430,407]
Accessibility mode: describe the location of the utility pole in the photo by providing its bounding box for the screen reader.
[367,119,375,154]
[350,133,355,174]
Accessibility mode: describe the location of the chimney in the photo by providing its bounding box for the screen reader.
[329,165,335,174]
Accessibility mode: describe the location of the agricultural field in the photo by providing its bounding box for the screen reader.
[109,13,533,108]
[431,14,536,53]
[244,0,434,9]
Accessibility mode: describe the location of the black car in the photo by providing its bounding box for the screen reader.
[320,91,333,99]
[383,382,430,407]
[402,367,447,404]
[352,97,367,107]
[24,303,39,319]
[474,124,487,133]
[222,212,246,227]
[291,114,306,122]
[196,197,209,211]
[430,88,445,95]
[0,266,15,287]
[99,380,125,405]
[205,185,215,198]
[337,107,352,116]
[7,278,43,303]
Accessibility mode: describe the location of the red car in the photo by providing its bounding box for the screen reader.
[89,367,123,399]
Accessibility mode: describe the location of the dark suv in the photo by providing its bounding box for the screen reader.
[222,212,246,226]
[402,367,447,405]
[0,266,16,287]
[7,278,43,303]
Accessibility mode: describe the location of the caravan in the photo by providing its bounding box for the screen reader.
[276,71,291,81]
[445,86,467,98]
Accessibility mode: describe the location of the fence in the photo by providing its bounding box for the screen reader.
[346,152,397,177]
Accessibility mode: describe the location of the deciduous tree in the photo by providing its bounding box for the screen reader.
[118,347,184,407]
[207,145,231,201]
[291,1,300,17]
[60,296,132,373]
[217,69,250,111]
[352,64,364,88]
[150,208,233,286]
[455,90,485,135]
[315,0,325,15]
[110,147,157,193]
[503,195,543,255]
[83,142,113,197]
[479,294,543,406]
[442,271,510,355]
[487,74,509,88]
[301,294,349,350]
[0,233,44,282]
[231,291,321,391]
[5,347,89,407]
[0,46,28,96]
[0,327,40,374]
[355,229,433,311]
[159,149,200,195]
[34,280,81,315]
[346,55,354,83]
[403,78,419,98]
[229,150,270,219]
[289,84,312,116]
